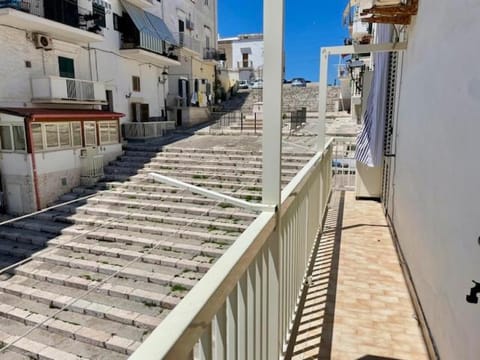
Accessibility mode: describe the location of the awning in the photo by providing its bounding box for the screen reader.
[240,47,252,54]
[121,1,177,45]
[0,108,124,121]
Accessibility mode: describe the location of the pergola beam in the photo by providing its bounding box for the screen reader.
[317,41,408,148]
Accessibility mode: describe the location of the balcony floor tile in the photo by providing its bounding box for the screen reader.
[289,190,428,360]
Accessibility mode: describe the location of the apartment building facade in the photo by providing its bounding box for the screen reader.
[0,0,217,214]
[218,33,264,82]
[161,0,221,128]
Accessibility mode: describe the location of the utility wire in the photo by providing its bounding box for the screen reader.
[0,178,258,354]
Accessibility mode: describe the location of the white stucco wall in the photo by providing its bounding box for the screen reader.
[0,1,175,123]
[162,0,217,52]
[391,1,480,358]
[231,37,263,75]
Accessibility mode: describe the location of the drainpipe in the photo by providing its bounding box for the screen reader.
[26,117,41,211]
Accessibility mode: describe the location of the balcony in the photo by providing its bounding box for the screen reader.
[0,3,103,44]
[203,47,226,62]
[172,32,202,55]
[122,121,176,140]
[238,60,254,69]
[119,2,181,67]
[31,76,107,104]
[128,138,428,359]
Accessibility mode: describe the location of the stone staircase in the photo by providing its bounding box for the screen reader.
[0,143,314,359]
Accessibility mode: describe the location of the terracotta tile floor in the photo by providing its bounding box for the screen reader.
[289,191,428,360]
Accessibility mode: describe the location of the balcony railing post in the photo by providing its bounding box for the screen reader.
[318,48,329,150]
[263,0,284,358]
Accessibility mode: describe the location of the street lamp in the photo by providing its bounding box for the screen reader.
[160,69,169,121]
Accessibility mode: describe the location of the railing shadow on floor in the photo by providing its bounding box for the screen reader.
[285,190,346,359]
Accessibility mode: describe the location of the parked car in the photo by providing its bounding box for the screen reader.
[291,78,307,87]
[250,79,263,89]
[238,80,249,89]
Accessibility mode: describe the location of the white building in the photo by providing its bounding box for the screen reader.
[218,33,264,82]
[162,0,221,128]
[327,0,480,358]
[0,0,217,214]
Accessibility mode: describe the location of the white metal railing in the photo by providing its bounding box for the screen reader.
[122,121,176,139]
[80,154,104,178]
[172,32,202,54]
[238,60,254,69]
[66,79,95,100]
[31,76,106,103]
[333,136,357,189]
[130,140,333,360]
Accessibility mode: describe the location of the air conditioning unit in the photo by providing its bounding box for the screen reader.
[33,33,53,50]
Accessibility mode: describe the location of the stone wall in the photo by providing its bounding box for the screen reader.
[229,85,341,113]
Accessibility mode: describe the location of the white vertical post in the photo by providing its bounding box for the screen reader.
[262,0,284,206]
[318,48,329,150]
[263,0,283,358]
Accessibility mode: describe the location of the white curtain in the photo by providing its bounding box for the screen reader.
[355,24,393,167]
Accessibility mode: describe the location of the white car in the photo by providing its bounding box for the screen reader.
[250,79,263,89]
[238,80,249,89]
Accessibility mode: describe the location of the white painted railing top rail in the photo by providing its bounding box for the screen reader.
[130,139,333,360]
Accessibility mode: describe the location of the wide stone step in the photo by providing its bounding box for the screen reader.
[0,278,164,329]
[140,169,294,186]
[102,185,263,202]
[144,162,299,176]
[57,227,225,258]
[0,238,43,259]
[15,261,183,310]
[0,328,89,360]
[9,219,65,236]
[74,205,249,232]
[53,240,212,273]
[104,166,139,175]
[122,150,158,158]
[62,214,239,244]
[149,157,304,170]
[0,226,52,247]
[0,302,141,355]
[155,151,314,162]
[35,250,196,289]
[107,181,262,201]
[86,196,257,221]
[133,172,292,190]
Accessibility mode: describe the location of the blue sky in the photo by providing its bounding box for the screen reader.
[218,0,348,83]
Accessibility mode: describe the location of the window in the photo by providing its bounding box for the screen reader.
[71,122,82,147]
[98,121,119,144]
[58,56,75,79]
[12,126,26,151]
[45,124,59,148]
[92,3,106,28]
[204,0,208,5]
[0,125,26,152]
[0,126,13,151]
[31,123,43,151]
[132,76,141,92]
[58,123,71,147]
[242,53,249,68]
[84,122,97,146]
[113,13,121,31]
